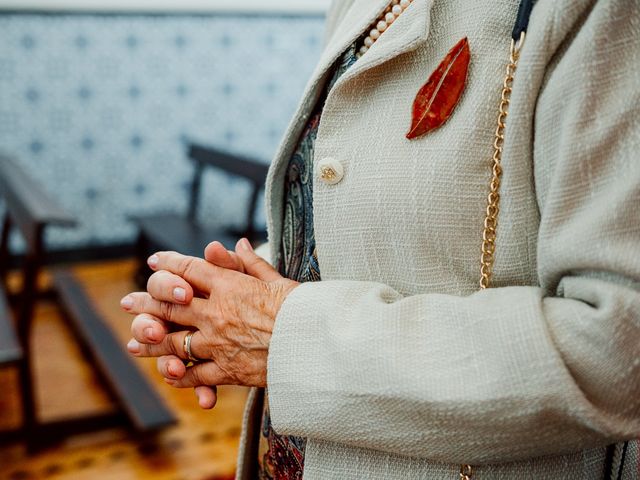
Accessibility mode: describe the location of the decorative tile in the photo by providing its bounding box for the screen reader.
[0,14,323,251]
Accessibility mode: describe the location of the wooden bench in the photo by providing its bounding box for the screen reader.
[0,154,175,449]
[133,143,269,284]
[53,271,175,431]
[0,286,21,366]
[0,155,78,447]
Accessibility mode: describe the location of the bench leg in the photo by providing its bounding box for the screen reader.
[0,215,11,289]
[17,257,40,452]
[18,357,37,452]
[134,232,152,288]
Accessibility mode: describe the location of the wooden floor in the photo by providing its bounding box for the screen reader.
[0,259,247,480]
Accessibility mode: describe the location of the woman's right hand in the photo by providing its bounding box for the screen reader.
[129,240,246,409]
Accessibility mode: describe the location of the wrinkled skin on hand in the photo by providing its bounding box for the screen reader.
[121,238,298,409]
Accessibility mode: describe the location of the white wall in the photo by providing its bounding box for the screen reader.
[0,0,331,14]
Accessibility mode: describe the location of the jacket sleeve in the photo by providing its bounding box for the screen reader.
[266,0,640,465]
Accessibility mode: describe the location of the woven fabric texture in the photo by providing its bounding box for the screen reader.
[238,0,640,478]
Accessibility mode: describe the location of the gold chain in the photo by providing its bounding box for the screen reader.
[479,32,525,291]
[460,464,474,480]
[462,32,526,480]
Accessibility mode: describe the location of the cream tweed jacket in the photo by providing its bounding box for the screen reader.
[236,0,640,478]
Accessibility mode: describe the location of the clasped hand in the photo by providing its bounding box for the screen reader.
[120,239,298,409]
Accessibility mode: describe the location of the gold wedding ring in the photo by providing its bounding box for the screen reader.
[183,331,200,363]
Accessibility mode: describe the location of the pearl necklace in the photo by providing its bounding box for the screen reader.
[356,0,414,59]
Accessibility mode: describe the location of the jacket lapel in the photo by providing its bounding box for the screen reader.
[338,0,434,84]
[312,0,390,80]
[314,0,434,88]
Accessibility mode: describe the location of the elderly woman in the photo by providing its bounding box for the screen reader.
[120,0,640,478]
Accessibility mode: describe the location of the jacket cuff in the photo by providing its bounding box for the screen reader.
[266,281,333,436]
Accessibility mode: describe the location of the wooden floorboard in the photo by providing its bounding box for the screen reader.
[0,259,246,480]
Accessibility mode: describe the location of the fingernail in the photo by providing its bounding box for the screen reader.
[147,254,159,268]
[240,238,253,252]
[144,327,158,342]
[120,296,134,310]
[167,364,179,378]
[173,287,186,302]
[127,339,140,354]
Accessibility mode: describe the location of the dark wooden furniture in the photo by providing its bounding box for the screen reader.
[53,271,175,431]
[0,154,175,450]
[0,285,21,366]
[0,156,77,448]
[133,143,269,284]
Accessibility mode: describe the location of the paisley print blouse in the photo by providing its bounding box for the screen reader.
[256,44,358,480]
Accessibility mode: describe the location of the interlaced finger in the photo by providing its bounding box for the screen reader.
[157,354,186,379]
[156,356,218,409]
[147,270,194,304]
[128,328,209,361]
[194,385,218,409]
[166,361,230,388]
[121,292,205,328]
[148,251,223,293]
[130,313,169,344]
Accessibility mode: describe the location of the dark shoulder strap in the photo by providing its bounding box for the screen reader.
[512,0,538,40]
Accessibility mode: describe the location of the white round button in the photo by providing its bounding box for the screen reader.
[317,157,344,185]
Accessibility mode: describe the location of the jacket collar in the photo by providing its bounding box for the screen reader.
[314,0,434,86]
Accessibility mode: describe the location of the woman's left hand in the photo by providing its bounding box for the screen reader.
[121,240,299,389]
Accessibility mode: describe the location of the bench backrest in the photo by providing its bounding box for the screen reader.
[0,155,76,255]
[186,144,269,234]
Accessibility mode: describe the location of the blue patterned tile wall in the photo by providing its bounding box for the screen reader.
[0,13,324,251]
